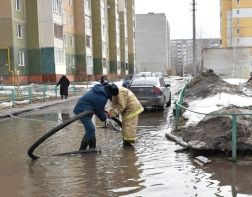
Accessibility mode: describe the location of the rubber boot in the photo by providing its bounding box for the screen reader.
[123,140,133,147]
[89,136,96,149]
[79,138,89,150]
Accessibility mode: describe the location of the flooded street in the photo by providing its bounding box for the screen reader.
[1,80,252,197]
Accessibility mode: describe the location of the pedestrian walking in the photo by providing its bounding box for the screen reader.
[107,85,144,147]
[73,83,119,150]
[57,75,70,99]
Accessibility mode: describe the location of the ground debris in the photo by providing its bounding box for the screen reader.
[181,105,252,152]
[194,156,211,166]
[172,69,252,153]
[245,76,252,87]
[185,69,243,99]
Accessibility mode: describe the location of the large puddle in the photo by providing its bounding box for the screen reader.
[0,100,252,197]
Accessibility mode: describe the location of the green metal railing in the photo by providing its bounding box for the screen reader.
[175,83,252,162]
[0,84,82,108]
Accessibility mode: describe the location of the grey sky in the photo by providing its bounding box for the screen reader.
[135,0,220,39]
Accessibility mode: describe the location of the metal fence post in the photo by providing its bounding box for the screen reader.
[232,114,237,162]
[43,84,47,102]
[73,84,76,95]
[175,104,180,131]
[11,89,16,107]
[55,85,58,98]
[28,87,32,104]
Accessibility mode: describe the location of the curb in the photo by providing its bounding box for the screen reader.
[0,95,80,119]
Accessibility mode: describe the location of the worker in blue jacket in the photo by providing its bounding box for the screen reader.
[73,83,119,150]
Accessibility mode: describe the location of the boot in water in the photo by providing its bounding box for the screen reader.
[89,136,96,149]
[79,138,89,150]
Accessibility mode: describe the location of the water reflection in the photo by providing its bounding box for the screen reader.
[200,159,252,196]
[58,113,70,122]
[1,101,252,196]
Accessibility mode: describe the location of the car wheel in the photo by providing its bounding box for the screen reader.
[159,105,165,111]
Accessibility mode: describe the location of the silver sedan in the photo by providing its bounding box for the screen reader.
[129,76,171,111]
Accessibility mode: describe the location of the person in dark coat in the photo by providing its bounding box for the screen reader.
[73,83,119,150]
[100,75,109,86]
[57,75,70,99]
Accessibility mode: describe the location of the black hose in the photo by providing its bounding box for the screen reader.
[27,110,123,160]
[27,110,95,160]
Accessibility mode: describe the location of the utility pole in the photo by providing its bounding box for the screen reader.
[192,0,196,76]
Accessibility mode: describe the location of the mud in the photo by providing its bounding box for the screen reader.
[174,69,252,152]
[185,69,243,98]
[179,106,252,151]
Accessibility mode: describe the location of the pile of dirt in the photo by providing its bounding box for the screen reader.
[180,105,252,151]
[185,69,243,98]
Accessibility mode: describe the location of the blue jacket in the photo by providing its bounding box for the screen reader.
[73,84,112,121]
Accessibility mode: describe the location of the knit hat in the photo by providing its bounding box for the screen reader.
[105,83,119,96]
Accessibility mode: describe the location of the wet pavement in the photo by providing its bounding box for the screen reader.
[1,79,252,196]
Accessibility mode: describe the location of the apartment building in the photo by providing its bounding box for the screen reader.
[0,0,135,84]
[74,0,93,81]
[108,0,121,79]
[119,0,129,76]
[126,0,136,74]
[135,13,170,74]
[170,39,220,76]
[221,0,252,47]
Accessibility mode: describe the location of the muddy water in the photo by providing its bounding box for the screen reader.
[1,100,252,197]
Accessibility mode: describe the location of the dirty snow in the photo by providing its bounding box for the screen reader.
[183,92,252,127]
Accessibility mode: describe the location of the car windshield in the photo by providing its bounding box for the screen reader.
[131,77,158,86]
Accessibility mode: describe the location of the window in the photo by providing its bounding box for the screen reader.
[68,0,73,6]
[101,0,105,18]
[85,0,91,11]
[86,55,92,67]
[67,56,75,67]
[85,17,91,28]
[15,0,21,11]
[69,36,75,47]
[102,25,106,36]
[237,0,240,5]
[55,48,64,64]
[53,0,62,14]
[64,34,67,46]
[16,24,23,39]
[54,23,63,39]
[102,42,106,54]
[86,35,91,48]
[237,28,240,34]
[237,9,239,14]
[68,15,73,26]
[18,52,25,66]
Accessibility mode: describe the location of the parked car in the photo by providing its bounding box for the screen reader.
[129,76,171,111]
[122,74,134,88]
[122,73,150,88]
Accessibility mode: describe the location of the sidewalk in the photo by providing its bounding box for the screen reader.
[0,95,80,119]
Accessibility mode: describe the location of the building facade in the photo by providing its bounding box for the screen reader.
[0,0,135,84]
[221,0,252,47]
[118,0,129,76]
[170,39,220,76]
[135,13,170,74]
